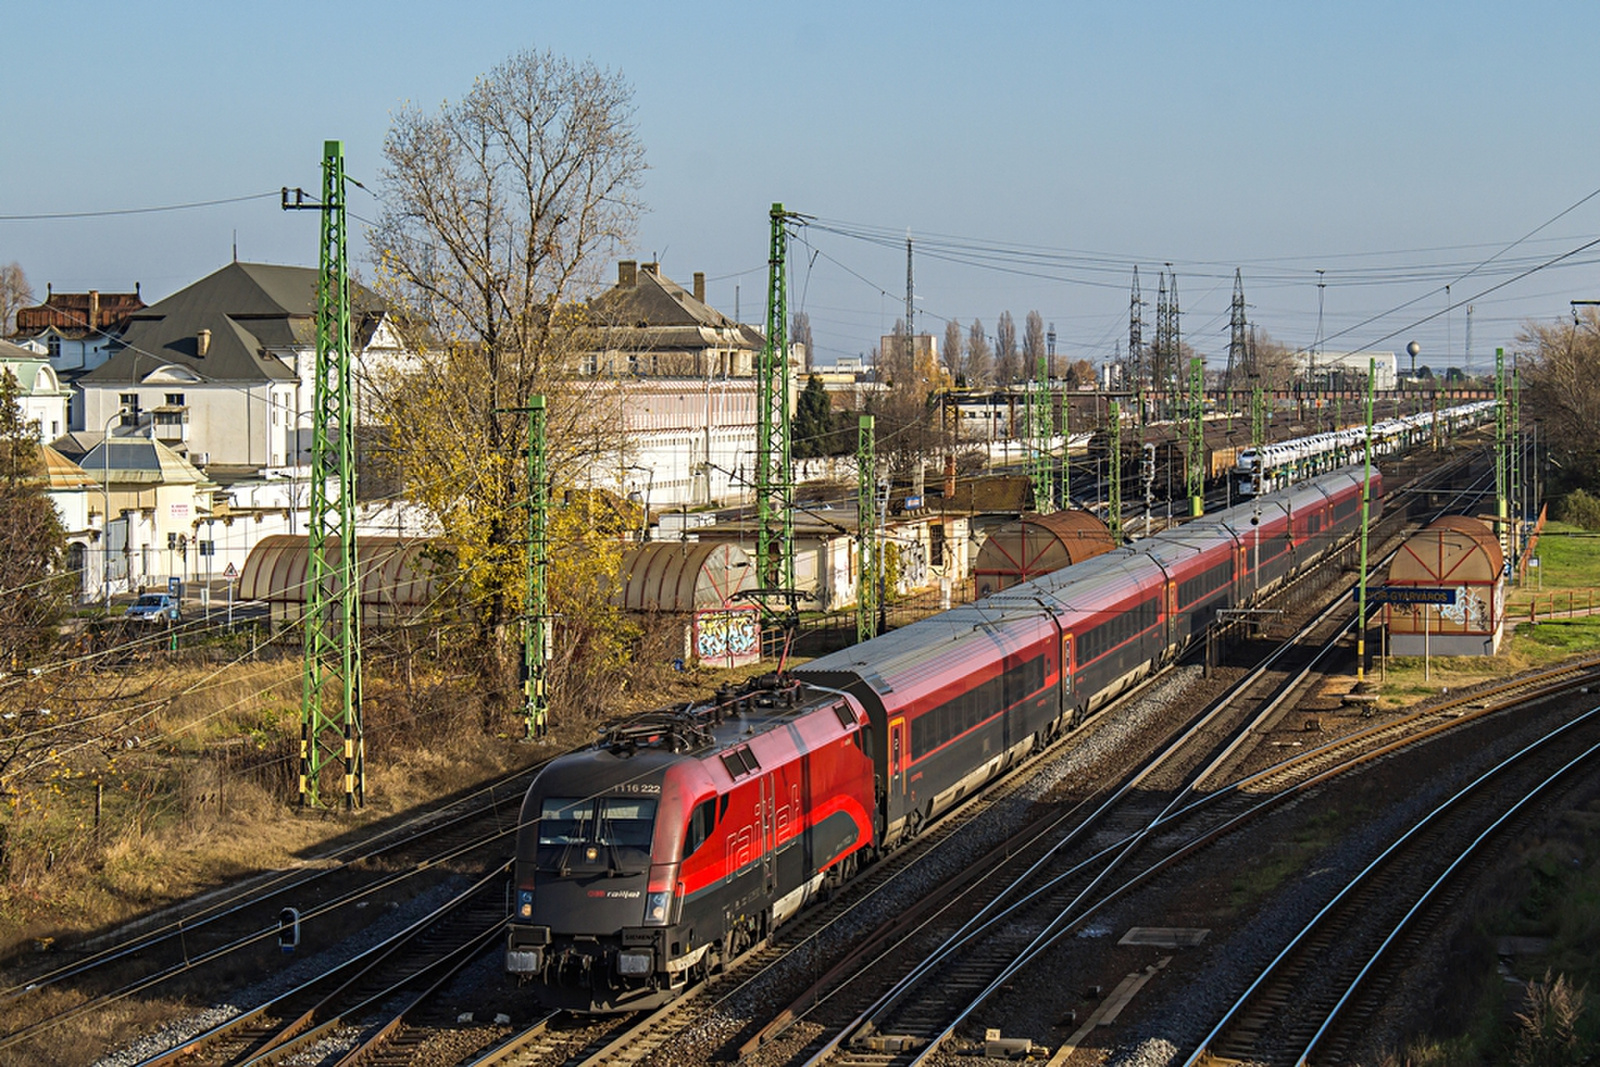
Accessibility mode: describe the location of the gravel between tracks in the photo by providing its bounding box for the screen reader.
[91,878,472,1067]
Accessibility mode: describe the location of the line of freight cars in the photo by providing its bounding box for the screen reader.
[504,466,1382,1012]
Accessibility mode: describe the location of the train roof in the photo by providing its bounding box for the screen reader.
[798,594,1061,698]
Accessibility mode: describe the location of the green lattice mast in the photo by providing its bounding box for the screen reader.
[1029,353,1053,513]
[288,140,363,808]
[523,397,549,739]
[857,415,878,641]
[757,204,795,593]
[1108,400,1123,544]
[1496,347,1508,559]
[1187,356,1205,516]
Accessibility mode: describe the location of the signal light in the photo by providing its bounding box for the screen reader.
[278,907,300,953]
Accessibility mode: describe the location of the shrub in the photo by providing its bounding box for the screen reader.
[1556,489,1600,532]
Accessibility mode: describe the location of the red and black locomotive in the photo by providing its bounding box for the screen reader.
[505,466,1381,1010]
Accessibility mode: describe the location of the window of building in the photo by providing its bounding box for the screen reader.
[47,335,61,359]
[165,393,185,407]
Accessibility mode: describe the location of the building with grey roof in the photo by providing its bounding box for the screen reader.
[75,261,412,473]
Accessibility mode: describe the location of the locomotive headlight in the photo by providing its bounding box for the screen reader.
[517,889,534,920]
[643,891,671,925]
[617,950,653,976]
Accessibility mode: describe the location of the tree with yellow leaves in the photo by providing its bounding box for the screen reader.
[369,48,648,718]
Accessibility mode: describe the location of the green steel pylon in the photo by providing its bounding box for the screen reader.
[1357,357,1375,683]
[1187,356,1204,516]
[523,397,549,739]
[1029,355,1053,514]
[857,415,878,641]
[757,204,796,594]
[1496,347,1508,558]
[287,140,363,809]
[1108,400,1123,544]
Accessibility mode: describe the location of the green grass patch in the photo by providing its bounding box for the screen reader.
[1228,807,1360,912]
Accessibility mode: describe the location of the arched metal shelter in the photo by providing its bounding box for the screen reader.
[972,510,1115,597]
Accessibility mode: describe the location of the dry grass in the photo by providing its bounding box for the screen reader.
[0,640,773,965]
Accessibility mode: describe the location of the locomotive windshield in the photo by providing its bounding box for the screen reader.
[537,796,657,851]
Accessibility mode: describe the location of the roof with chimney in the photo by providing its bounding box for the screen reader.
[81,262,387,386]
[13,287,145,339]
[586,260,764,349]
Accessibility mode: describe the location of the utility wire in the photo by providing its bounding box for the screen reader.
[0,191,281,222]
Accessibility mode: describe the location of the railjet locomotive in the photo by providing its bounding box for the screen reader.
[506,467,1382,1010]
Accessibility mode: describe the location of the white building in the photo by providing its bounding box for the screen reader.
[75,262,413,476]
[1295,350,1398,391]
[0,344,72,442]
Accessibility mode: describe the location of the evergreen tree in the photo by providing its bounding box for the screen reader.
[0,370,70,669]
[793,374,838,458]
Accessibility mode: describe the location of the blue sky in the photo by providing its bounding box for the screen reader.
[6,0,1598,372]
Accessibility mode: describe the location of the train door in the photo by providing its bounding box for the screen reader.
[1060,634,1076,726]
[888,717,907,805]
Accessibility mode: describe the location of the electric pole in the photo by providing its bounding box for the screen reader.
[283,140,363,809]
[857,415,878,642]
[757,204,797,595]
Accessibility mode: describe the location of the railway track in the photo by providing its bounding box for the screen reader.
[0,758,551,1059]
[1185,701,1600,1066]
[64,441,1506,1066]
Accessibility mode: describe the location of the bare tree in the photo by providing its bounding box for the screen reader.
[371,47,647,698]
[1519,311,1600,490]
[792,310,814,372]
[966,320,993,387]
[942,319,965,384]
[0,263,32,336]
[1022,311,1046,380]
[995,310,1020,385]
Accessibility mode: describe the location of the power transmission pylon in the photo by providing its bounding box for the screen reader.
[1227,269,1246,402]
[1129,267,1147,432]
[283,140,363,809]
[757,204,798,595]
[857,415,878,642]
[1154,271,1171,420]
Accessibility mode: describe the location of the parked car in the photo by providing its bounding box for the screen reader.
[125,593,181,623]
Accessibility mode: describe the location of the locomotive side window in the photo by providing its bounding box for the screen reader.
[686,798,718,856]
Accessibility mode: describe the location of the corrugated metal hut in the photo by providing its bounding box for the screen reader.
[237,535,443,628]
[1384,515,1506,655]
[615,542,761,667]
[972,510,1115,598]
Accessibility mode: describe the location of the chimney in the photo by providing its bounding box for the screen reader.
[89,290,100,330]
[618,260,637,288]
[197,329,211,358]
[693,272,705,303]
[642,261,659,277]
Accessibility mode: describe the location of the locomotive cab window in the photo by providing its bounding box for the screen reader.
[685,798,718,856]
[536,796,657,852]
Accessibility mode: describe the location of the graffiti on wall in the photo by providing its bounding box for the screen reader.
[695,608,761,668]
